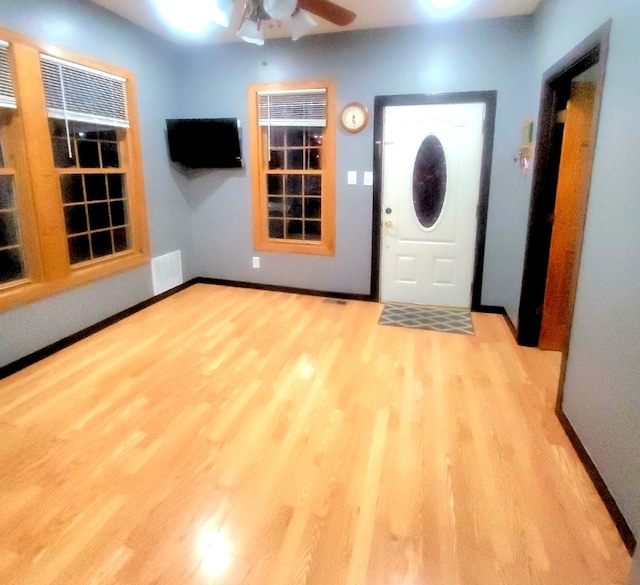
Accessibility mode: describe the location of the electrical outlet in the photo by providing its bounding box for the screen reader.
[252,256,260,268]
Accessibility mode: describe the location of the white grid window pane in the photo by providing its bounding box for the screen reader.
[0,41,17,110]
[40,54,129,128]
[258,88,327,127]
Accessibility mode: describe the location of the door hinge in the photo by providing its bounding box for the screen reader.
[547,212,555,224]
[535,305,544,316]
[557,109,567,124]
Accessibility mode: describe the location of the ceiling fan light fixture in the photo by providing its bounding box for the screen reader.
[238,18,266,44]
[263,0,298,20]
[236,0,354,44]
[291,9,317,41]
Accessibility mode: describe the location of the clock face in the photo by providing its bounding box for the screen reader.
[341,103,368,133]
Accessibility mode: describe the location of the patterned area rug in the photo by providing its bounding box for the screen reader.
[378,303,474,335]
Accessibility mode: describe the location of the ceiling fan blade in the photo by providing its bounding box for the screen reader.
[297,0,356,26]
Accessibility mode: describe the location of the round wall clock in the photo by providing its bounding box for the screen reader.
[340,102,368,133]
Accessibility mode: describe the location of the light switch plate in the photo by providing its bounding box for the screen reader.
[347,171,357,185]
[363,171,373,186]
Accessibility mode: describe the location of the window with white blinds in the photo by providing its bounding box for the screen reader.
[40,54,129,128]
[258,88,327,127]
[250,81,335,256]
[0,27,150,309]
[0,41,17,109]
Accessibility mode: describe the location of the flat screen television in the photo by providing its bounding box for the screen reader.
[166,118,243,169]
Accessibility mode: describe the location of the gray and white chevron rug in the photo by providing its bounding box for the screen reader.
[378,303,474,335]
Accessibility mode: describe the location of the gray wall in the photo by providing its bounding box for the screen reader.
[178,18,536,305]
[630,558,640,585]
[533,0,640,575]
[0,0,192,367]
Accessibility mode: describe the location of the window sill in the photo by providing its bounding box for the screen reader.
[255,239,335,256]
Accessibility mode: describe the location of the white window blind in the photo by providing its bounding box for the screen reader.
[40,54,129,128]
[258,88,327,127]
[0,41,17,109]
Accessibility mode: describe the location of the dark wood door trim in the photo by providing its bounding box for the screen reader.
[370,91,497,310]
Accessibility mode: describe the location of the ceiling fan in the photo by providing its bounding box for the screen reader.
[233,0,357,44]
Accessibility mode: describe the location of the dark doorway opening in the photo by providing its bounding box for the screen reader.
[517,23,610,350]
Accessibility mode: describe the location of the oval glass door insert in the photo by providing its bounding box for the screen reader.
[412,134,447,228]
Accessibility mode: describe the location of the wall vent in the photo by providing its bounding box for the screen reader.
[151,251,183,295]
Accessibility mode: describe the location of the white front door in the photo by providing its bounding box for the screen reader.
[380,102,485,308]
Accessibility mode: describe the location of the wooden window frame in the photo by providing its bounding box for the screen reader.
[249,80,335,256]
[0,27,149,311]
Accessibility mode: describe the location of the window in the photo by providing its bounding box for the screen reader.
[0,136,26,285]
[0,27,149,310]
[413,134,447,229]
[249,81,335,255]
[52,120,131,264]
[0,39,26,286]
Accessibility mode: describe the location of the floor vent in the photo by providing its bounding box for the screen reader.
[151,251,183,295]
[323,298,348,305]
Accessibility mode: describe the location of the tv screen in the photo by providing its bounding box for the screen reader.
[166,118,243,169]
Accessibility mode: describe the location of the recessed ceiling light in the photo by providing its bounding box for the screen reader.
[428,0,464,7]
[421,0,471,17]
[156,0,220,34]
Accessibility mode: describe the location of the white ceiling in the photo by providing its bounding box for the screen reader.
[88,0,542,45]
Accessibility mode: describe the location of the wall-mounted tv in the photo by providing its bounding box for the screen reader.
[166,118,243,169]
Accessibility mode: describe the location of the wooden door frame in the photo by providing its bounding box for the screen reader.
[517,22,611,349]
[370,91,497,309]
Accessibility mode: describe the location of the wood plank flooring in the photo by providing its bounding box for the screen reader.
[0,284,631,585]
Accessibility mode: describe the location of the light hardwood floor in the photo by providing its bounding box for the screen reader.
[0,284,631,585]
